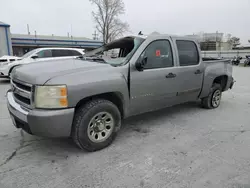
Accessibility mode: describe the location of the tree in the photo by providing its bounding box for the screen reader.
[89,0,129,43]
[248,39,250,43]
[227,36,240,48]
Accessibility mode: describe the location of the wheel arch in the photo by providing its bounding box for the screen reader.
[213,75,228,91]
[75,92,125,119]
[8,65,21,76]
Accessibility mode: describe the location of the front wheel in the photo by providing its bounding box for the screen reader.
[72,99,121,152]
[201,84,222,109]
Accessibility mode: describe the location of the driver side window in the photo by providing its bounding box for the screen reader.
[141,40,173,69]
[36,50,52,58]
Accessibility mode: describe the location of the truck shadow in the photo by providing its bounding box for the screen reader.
[12,101,202,162]
[121,101,201,131]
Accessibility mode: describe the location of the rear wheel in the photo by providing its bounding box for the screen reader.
[201,84,222,109]
[72,99,121,151]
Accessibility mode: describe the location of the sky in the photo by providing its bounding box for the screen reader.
[0,0,249,43]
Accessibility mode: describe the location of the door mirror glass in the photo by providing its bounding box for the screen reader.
[135,56,147,71]
[31,55,39,59]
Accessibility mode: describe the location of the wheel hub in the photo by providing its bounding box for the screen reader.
[94,120,105,132]
[87,112,114,143]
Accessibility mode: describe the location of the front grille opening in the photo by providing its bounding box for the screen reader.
[13,80,31,92]
[14,93,31,105]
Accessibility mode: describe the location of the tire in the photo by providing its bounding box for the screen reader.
[201,83,222,109]
[72,99,121,152]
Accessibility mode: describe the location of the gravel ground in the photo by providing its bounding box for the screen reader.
[0,66,250,188]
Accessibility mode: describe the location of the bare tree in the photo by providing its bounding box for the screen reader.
[89,0,129,43]
[227,36,240,48]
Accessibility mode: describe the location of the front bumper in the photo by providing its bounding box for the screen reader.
[7,92,75,137]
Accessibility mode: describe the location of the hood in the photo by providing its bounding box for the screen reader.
[11,58,110,85]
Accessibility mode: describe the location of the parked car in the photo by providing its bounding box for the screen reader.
[0,55,21,68]
[243,55,250,67]
[7,34,234,151]
[0,48,85,78]
[231,56,242,65]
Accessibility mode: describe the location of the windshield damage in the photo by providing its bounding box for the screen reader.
[80,37,145,66]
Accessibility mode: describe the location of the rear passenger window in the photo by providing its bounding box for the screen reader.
[176,40,199,66]
[52,50,81,57]
[71,50,82,56]
[52,50,67,57]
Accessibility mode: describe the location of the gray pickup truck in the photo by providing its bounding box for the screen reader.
[7,34,234,151]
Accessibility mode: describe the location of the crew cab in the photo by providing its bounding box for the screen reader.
[0,47,85,78]
[7,34,234,151]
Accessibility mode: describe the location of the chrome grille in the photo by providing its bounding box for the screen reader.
[11,79,32,109]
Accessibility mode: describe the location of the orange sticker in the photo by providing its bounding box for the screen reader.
[156,50,161,57]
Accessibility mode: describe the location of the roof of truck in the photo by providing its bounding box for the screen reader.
[133,34,198,41]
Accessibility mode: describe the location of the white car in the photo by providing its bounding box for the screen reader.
[0,55,21,65]
[0,47,85,78]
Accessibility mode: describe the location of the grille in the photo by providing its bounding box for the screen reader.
[11,79,32,108]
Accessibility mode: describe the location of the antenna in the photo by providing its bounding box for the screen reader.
[138,31,143,35]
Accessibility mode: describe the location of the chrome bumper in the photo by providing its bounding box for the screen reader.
[7,92,29,123]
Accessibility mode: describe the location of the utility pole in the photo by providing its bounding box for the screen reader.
[92,30,98,40]
[27,24,30,35]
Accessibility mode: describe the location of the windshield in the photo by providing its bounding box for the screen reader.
[21,49,39,58]
[83,37,145,66]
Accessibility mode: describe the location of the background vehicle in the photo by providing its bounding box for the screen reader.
[7,34,234,152]
[231,56,242,65]
[0,56,21,77]
[0,48,85,78]
[243,55,250,67]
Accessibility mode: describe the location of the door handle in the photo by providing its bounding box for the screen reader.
[194,69,202,74]
[165,73,176,78]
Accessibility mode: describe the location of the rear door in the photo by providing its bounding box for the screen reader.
[174,39,204,102]
[129,37,179,115]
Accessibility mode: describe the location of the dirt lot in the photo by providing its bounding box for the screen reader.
[0,66,250,188]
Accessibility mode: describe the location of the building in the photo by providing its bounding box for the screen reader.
[11,34,103,56]
[0,21,103,57]
[186,32,233,51]
[233,44,250,50]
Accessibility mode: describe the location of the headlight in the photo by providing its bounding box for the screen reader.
[35,85,68,108]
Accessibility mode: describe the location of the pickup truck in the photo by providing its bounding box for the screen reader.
[7,34,234,151]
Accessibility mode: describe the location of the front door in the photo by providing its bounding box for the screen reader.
[129,38,179,115]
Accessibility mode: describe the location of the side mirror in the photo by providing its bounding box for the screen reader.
[31,55,39,59]
[135,56,147,71]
